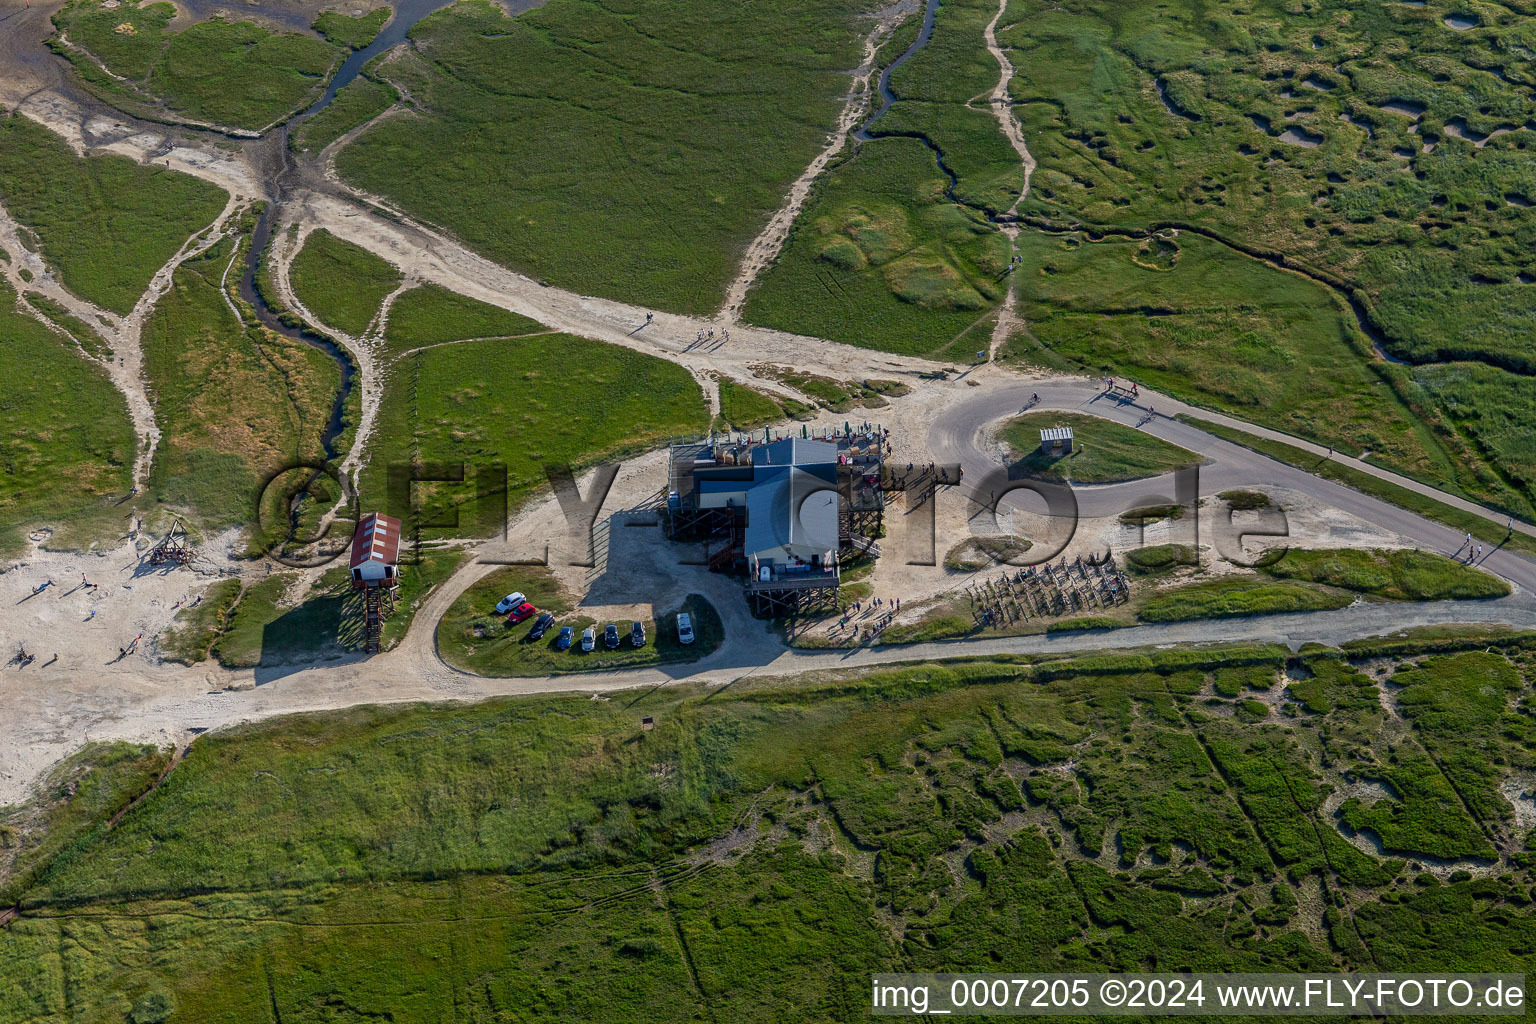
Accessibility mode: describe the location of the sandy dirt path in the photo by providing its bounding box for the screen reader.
[719,0,917,321]
[0,191,243,487]
[11,89,265,200]
[288,188,934,387]
[982,0,1036,359]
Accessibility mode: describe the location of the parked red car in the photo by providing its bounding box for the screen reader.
[505,602,537,625]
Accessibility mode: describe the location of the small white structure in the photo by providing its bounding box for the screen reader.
[1039,425,1074,455]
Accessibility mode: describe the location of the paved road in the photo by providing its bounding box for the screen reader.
[929,378,1536,593]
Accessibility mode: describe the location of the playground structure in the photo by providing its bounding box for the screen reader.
[147,517,193,567]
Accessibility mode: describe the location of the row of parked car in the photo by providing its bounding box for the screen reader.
[494,591,695,651]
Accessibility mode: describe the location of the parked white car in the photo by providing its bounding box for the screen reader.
[676,612,695,645]
[494,592,527,614]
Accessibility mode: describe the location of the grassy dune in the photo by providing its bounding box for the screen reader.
[158,578,242,664]
[718,378,805,429]
[1263,547,1510,601]
[998,410,1196,482]
[1138,577,1353,622]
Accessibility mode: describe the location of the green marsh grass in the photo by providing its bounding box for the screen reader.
[999,0,1536,512]
[0,279,135,553]
[313,7,390,49]
[1137,577,1351,622]
[1262,547,1509,601]
[336,0,871,313]
[287,228,402,336]
[52,3,342,130]
[359,332,708,537]
[998,410,1197,482]
[380,282,545,357]
[290,75,397,154]
[11,638,1536,1018]
[0,114,227,315]
[141,238,338,530]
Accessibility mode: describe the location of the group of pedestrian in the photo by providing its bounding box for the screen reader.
[1102,377,1143,402]
[831,594,904,642]
[9,640,59,666]
[890,461,947,491]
